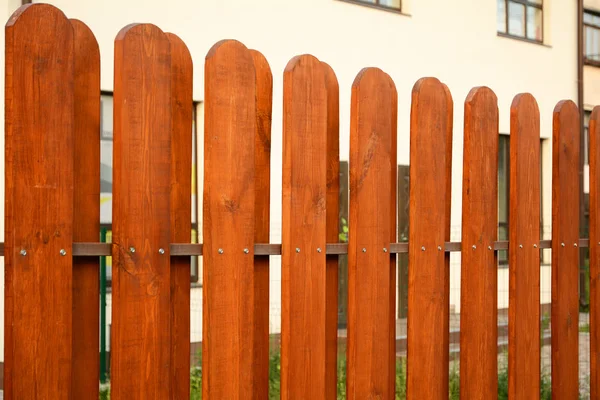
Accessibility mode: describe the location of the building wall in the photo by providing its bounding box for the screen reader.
[0,0,581,358]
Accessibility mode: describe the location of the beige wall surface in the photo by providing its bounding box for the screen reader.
[0,0,581,359]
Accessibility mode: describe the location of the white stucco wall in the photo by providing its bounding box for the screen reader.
[0,0,582,359]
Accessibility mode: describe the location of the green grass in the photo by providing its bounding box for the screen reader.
[98,350,579,399]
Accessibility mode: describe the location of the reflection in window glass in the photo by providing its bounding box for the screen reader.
[585,11,600,63]
[379,0,400,7]
[526,6,542,41]
[497,0,506,33]
[508,2,525,38]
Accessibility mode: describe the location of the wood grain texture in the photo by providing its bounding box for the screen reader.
[589,105,600,399]
[322,61,340,400]
[112,24,172,400]
[250,49,272,400]
[281,54,328,400]
[407,77,451,400]
[203,40,256,399]
[347,67,397,400]
[459,87,498,399]
[508,93,541,400]
[166,32,192,400]
[551,100,580,399]
[71,18,101,400]
[5,4,75,399]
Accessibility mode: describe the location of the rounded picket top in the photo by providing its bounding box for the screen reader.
[284,54,323,77]
[321,61,339,92]
[7,3,70,29]
[411,77,447,103]
[206,39,254,71]
[511,92,540,119]
[553,99,578,116]
[250,49,273,83]
[352,67,396,94]
[71,19,100,68]
[465,86,498,108]
[166,32,193,71]
[592,104,600,122]
[115,23,170,47]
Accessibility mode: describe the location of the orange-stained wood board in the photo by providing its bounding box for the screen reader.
[551,100,580,399]
[250,48,272,400]
[407,77,452,400]
[71,18,101,400]
[508,94,541,400]
[112,24,172,399]
[346,67,397,400]
[166,32,193,400]
[460,87,499,399]
[203,40,257,399]
[5,4,75,399]
[322,61,340,400]
[281,54,329,400]
[589,106,600,399]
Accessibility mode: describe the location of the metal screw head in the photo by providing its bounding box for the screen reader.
[383,247,388,253]
[218,248,224,254]
[421,246,426,251]
[533,244,537,249]
[437,246,442,251]
[574,243,578,247]
[20,249,27,256]
[129,246,136,254]
[472,245,476,250]
[362,248,367,253]
[317,248,322,253]
[519,244,523,249]
[561,243,565,247]
[59,249,67,256]
[243,248,249,254]
[295,248,300,253]
[158,248,165,255]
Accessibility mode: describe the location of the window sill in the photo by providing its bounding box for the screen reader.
[335,0,411,17]
[497,32,550,48]
[584,58,600,68]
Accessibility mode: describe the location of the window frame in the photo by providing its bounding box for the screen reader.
[498,0,544,44]
[337,0,402,14]
[584,9,600,67]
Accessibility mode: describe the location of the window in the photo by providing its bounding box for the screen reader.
[497,0,543,43]
[340,0,401,12]
[99,94,200,284]
[585,10,600,65]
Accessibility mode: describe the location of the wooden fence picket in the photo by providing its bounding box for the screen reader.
[112,24,172,399]
[347,67,397,399]
[250,48,272,400]
[166,32,193,400]
[589,106,600,399]
[71,18,101,400]
[5,4,75,399]
[550,100,580,398]
[322,61,340,400]
[508,93,541,400]
[460,87,499,399]
[407,77,452,400]
[203,39,257,399]
[281,54,329,399]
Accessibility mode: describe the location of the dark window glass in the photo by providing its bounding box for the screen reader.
[498,0,543,43]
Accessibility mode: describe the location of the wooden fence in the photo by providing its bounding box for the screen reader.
[2,3,597,399]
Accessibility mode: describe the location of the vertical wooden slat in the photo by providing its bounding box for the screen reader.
[5,4,75,398]
[407,77,451,400]
[281,54,328,399]
[551,100,580,398]
[112,24,172,399]
[459,87,498,399]
[203,40,256,399]
[347,67,397,399]
[166,32,192,400]
[71,18,100,399]
[590,105,600,399]
[322,61,340,400]
[508,93,541,400]
[250,48,272,400]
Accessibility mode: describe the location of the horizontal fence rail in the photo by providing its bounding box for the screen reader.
[0,239,592,256]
